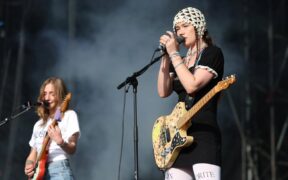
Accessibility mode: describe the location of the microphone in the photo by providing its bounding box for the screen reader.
[156,36,185,52]
[23,101,50,108]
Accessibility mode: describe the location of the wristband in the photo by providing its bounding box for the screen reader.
[58,140,66,147]
[169,51,180,60]
[174,61,184,69]
[25,159,34,165]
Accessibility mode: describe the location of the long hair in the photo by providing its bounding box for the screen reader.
[36,77,68,124]
[195,29,213,57]
[202,30,213,46]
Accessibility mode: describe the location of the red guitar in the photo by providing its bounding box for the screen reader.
[30,93,72,180]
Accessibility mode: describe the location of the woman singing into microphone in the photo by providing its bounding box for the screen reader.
[157,7,224,180]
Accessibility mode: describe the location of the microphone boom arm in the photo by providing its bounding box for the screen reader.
[117,52,166,89]
[0,102,33,127]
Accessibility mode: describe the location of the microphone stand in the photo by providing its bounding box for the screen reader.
[117,51,165,180]
[0,102,33,127]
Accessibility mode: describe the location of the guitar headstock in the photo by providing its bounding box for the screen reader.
[54,92,72,122]
[215,75,236,92]
[61,93,72,113]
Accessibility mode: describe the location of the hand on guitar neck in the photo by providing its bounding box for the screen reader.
[25,93,72,179]
[47,124,64,146]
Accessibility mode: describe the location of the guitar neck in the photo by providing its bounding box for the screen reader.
[37,120,58,161]
[35,92,71,163]
[177,87,217,128]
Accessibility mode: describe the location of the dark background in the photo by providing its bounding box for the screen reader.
[0,0,287,179]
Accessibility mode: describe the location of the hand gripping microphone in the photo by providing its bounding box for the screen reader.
[156,36,185,52]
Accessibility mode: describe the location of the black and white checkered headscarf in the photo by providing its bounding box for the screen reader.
[173,7,207,37]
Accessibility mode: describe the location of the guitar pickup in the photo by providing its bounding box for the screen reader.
[165,128,171,142]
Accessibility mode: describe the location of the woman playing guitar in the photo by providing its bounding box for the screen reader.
[157,7,224,180]
[24,77,80,180]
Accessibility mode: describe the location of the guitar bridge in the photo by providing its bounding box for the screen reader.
[161,147,173,157]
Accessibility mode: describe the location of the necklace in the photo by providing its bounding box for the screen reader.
[185,45,207,66]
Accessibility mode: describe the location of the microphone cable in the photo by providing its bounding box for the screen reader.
[117,84,130,180]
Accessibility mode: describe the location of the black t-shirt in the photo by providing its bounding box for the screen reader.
[170,45,224,128]
[169,45,224,166]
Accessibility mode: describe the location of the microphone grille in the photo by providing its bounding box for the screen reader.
[176,36,185,44]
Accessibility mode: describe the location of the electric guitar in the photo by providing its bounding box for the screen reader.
[152,75,236,170]
[30,93,72,180]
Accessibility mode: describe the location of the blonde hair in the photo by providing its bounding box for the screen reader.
[37,77,68,124]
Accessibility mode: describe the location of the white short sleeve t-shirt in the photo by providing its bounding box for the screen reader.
[29,110,80,162]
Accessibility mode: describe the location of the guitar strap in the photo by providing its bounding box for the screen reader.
[184,48,205,110]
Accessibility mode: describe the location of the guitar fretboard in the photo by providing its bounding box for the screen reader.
[176,87,217,128]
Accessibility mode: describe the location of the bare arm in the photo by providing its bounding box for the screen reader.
[48,125,79,155]
[170,55,214,94]
[24,148,37,178]
[58,132,80,154]
[157,54,173,98]
[164,31,214,94]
